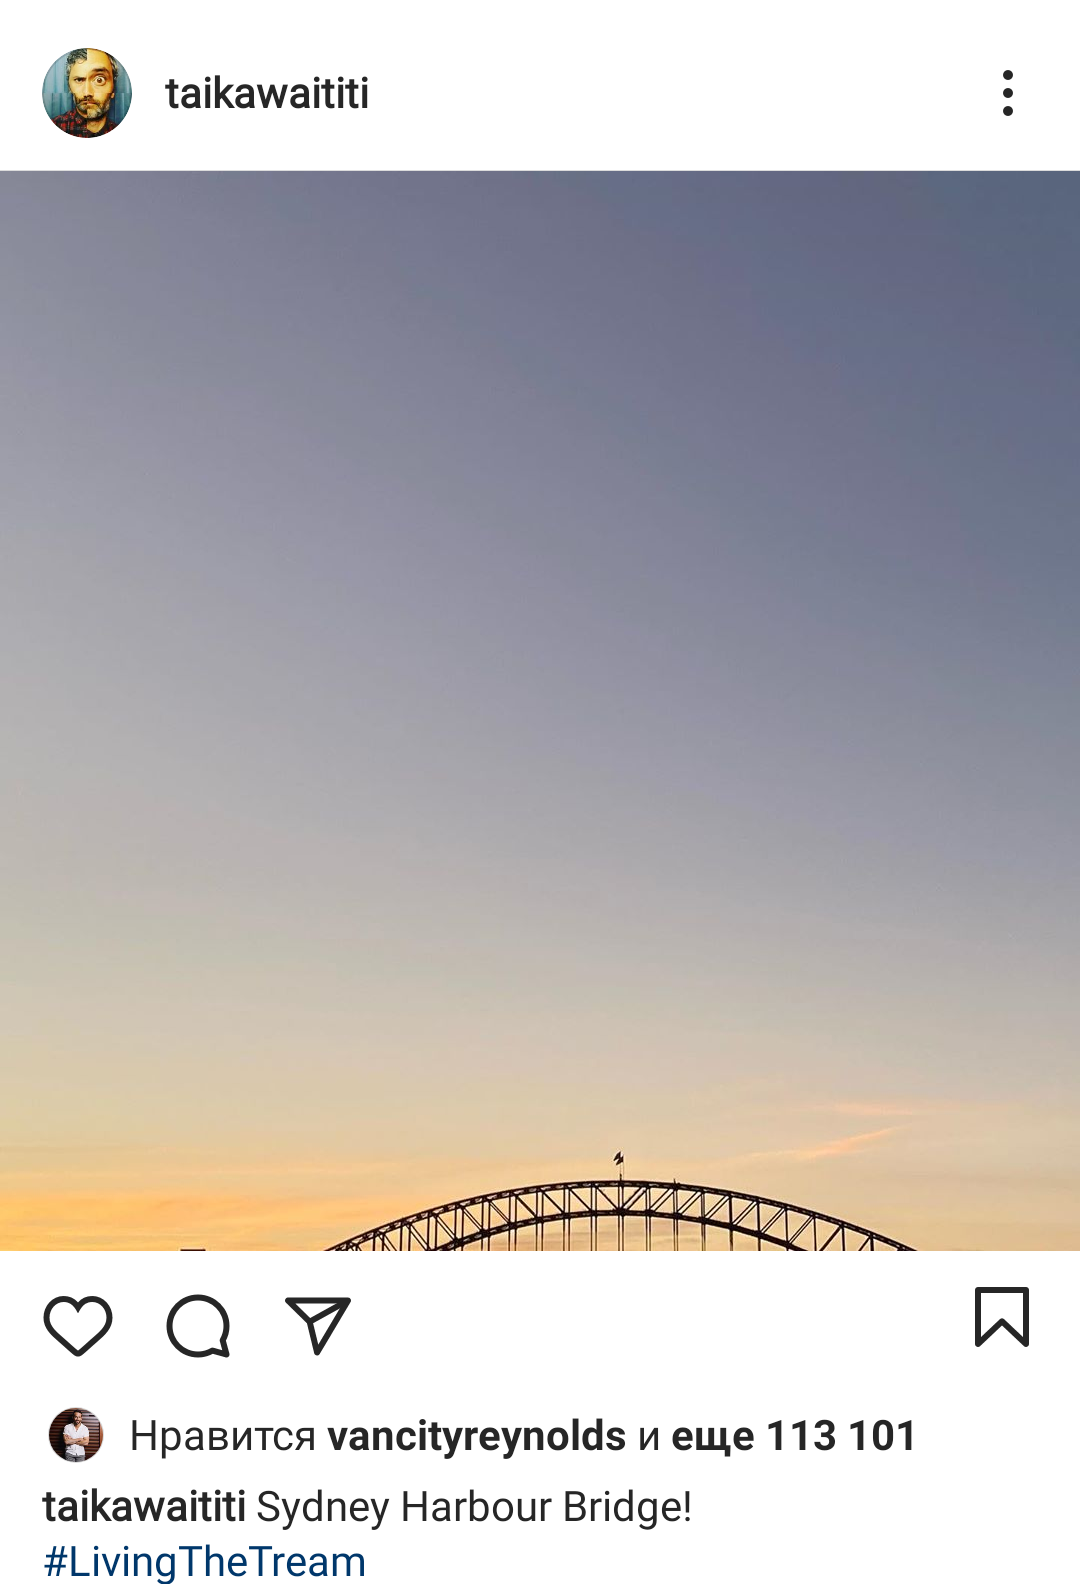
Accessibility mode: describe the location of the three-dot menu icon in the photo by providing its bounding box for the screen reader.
[1003,70,1014,116]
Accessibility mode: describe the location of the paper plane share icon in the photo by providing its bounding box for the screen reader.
[285,1297,351,1355]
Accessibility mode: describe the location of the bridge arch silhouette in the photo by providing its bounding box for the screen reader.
[328,1179,913,1251]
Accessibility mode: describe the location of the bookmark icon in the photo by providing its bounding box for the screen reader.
[285,1297,351,1355]
[974,1287,1029,1348]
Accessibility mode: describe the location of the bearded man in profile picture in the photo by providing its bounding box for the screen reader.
[53,49,120,137]
[63,1411,90,1460]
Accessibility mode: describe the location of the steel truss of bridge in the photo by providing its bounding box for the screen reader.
[328,1178,913,1252]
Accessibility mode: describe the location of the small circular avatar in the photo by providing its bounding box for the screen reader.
[44,48,131,138]
[49,1407,104,1462]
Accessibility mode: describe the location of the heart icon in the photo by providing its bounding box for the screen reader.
[44,1296,114,1356]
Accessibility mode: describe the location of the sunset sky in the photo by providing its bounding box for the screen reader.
[3,174,1079,1250]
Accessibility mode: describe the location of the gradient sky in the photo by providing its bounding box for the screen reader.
[3,174,1079,1250]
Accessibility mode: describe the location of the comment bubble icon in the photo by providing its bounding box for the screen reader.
[166,1294,231,1358]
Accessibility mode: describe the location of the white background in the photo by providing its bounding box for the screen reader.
[0,1251,1073,1592]
[10,0,1080,170]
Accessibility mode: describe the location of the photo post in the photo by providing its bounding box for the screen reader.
[2,4,1078,1591]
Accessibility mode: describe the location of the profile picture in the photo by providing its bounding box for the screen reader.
[49,1407,103,1462]
[43,49,131,138]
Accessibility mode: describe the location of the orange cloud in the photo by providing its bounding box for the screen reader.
[730,1125,899,1167]
[793,1126,898,1162]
